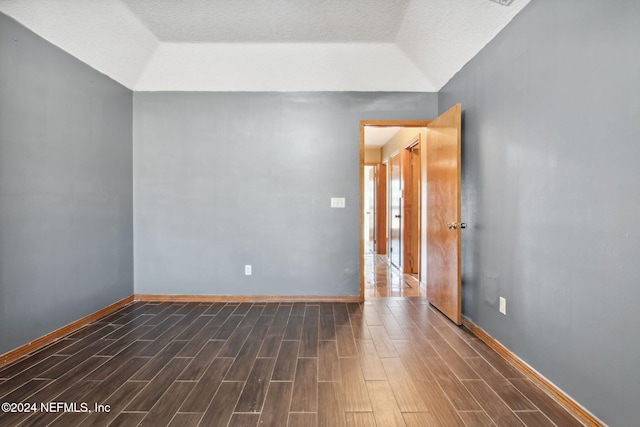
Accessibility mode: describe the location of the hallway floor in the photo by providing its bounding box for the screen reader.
[364,253,426,298]
[0,297,583,426]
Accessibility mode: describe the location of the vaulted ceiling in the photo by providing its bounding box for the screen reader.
[0,0,530,91]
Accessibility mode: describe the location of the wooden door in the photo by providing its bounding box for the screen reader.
[403,143,421,275]
[365,166,376,252]
[426,104,462,325]
[388,153,402,269]
[375,163,387,255]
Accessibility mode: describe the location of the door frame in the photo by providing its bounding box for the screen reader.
[402,136,421,277]
[359,120,430,300]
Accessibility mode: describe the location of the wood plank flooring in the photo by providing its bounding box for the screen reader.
[0,298,583,426]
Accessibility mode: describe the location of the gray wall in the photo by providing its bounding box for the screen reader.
[439,0,640,424]
[0,14,133,355]
[134,92,437,296]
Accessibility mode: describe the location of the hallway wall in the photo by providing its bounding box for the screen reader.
[380,127,426,162]
[133,92,437,296]
[439,0,640,424]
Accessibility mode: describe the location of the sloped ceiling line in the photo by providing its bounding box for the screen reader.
[0,0,530,91]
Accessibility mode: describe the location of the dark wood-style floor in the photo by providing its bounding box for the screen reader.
[0,255,583,426]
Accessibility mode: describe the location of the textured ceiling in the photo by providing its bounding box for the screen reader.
[120,0,411,42]
[0,0,530,91]
[364,127,404,148]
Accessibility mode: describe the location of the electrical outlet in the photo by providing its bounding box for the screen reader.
[499,297,506,315]
[244,265,252,276]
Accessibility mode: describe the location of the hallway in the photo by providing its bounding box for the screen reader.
[364,253,426,298]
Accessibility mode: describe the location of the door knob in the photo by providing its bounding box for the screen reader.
[447,222,467,230]
[395,215,401,218]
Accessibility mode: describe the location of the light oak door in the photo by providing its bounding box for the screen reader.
[375,163,387,255]
[365,166,376,253]
[426,104,463,325]
[388,153,402,269]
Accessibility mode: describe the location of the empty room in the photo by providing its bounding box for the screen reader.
[1,0,638,426]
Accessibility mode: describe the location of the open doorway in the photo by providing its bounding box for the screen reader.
[360,121,429,299]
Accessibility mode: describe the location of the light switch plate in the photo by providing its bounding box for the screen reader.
[331,197,346,208]
[499,297,506,315]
